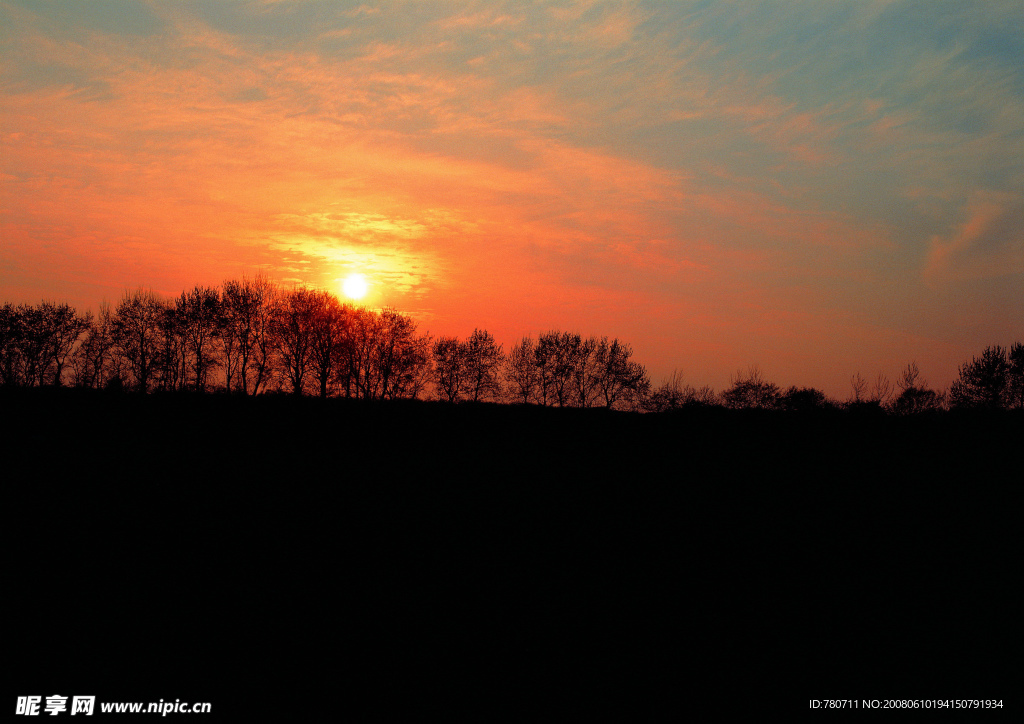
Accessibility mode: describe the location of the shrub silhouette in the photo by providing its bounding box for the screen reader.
[779,386,834,412]
[889,361,944,415]
[722,366,779,410]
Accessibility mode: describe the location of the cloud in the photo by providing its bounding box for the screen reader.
[924,192,1024,282]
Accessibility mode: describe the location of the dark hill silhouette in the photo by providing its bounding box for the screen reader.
[6,387,1020,717]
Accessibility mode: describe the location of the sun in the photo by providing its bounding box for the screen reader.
[342,273,369,300]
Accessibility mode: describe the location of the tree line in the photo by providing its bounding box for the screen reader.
[0,279,648,408]
[2,280,1022,413]
[640,348,1022,414]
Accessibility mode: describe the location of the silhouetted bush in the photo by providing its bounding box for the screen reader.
[950,343,1024,410]
[644,369,717,412]
[721,366,779,410]
[888,361,945,414]
[779,386,835,412]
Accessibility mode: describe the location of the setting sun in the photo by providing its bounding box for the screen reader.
[342,274,369,300]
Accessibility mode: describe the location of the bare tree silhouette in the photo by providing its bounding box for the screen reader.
[274,287,317,396]
[504,337,539,405]
[896,361,923,392]
[870,373,893,405]
[176,286,223,392]
[71,301,116,389]
[503,331,648,409]
[10,304,46,386]
[462,329,504,403]
[0,303,22,387]
[307,290,346,399]
[112,289,166,393]
[340,307,430,400]
[592,337,649,409]
[432,336,465,402]
[850,372,867,403]
[39,301,92,386]
[221,275,278,395]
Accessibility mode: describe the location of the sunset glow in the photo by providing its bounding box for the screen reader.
[1,1,1022,396]
[342,274,369,301]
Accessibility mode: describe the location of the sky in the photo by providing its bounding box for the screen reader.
[2,0,1022,397]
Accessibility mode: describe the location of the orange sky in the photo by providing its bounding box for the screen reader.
[2,1,1022,397]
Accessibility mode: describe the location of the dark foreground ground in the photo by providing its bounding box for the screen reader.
[6,388,1020,718]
